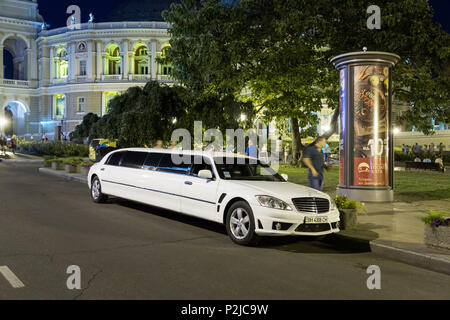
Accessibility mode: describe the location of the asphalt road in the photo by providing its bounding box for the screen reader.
[0,162,449,300]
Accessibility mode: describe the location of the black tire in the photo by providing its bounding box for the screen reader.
[91,176,108,203]
[225,201,260,246]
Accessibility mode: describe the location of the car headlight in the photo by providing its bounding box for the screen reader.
[330,199,337,210]
[255,195,293,211]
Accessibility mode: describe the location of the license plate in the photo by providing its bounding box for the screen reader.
[304,216,328,224]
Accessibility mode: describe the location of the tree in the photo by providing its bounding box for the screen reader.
[164,0,449,164]
[321,0,450,134]
[70,80,255,148]
[69,113,99,143]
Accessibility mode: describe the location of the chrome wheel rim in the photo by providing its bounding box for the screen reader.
[92,179,100,199]
[230,208,250,240]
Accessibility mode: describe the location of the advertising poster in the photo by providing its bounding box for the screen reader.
[339,68,346,186]
[353,65,389,186]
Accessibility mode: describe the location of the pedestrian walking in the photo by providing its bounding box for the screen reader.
[302,136,329,191]
[246,139,258,158]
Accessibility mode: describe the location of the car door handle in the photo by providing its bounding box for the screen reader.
[184,181,193,185]
[101,168,105,171]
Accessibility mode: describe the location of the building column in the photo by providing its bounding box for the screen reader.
[25,48,32,81]
[151,41,156,79]
[0,45,4,79]
[129,51,134,76]
[121,41,128,78]
[87,41,94,80]
[49,47,54,82]
[68,43,76,81]
[96,41,102,79]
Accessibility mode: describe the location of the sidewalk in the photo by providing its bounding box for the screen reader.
[37,166,450,275]
[0,151,44,163]
[336,200,450,275]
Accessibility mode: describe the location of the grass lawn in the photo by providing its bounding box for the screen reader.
[278,165,450,202]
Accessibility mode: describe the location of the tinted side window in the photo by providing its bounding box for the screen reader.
[190,156,214,178]
[106,151,125,166]
[157,153,191,174]
[120,151,147,169]
[143,152,163,170]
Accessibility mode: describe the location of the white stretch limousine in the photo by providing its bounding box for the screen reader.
[88,148,340,245]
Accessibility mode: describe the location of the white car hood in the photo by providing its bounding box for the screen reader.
[225,180,330,203]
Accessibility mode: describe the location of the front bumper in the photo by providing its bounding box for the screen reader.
[251,204,341,236]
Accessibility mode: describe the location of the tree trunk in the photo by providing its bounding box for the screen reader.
[291,117,303,166]
[323,107,339,139]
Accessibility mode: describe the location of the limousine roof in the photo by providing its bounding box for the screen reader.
[114,148,253,159]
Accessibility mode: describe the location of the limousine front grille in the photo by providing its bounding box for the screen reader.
[291,197,330,214]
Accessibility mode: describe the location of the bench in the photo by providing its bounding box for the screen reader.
[405,161,443,172]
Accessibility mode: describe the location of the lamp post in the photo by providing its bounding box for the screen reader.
[330,50,400,202]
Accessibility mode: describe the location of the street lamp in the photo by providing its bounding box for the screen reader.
[393,128,400,135]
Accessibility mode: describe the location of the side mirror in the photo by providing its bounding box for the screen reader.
[281,173,288,181]
[198,169,213,179]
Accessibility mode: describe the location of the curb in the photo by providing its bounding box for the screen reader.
[2,159,44,163]
[39,167,87,184]
[332,233,450,276]
[370,241,450,276]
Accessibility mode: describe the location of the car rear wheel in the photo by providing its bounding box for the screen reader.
[226,201,260,246]
[91,176,108,203]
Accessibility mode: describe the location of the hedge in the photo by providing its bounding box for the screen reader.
[18,141,89,157]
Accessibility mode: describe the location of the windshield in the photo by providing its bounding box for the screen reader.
[213,157,285,182]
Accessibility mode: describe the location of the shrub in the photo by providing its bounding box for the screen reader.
[421,210,450,227]
[335,195,368,214]
[62,157,85,167]
[18,141,88,158]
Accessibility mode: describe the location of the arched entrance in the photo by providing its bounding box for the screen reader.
[3,101,28,137]
[2,36,29,80]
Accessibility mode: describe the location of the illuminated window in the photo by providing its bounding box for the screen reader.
[160,46,172,75]
[105,44,121,75]
[56,49,68,79]
[102,91,120,115]
[54,94,66,119]
[133,45,149,75]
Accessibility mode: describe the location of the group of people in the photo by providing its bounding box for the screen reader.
[0,135,17,156]
[407,142,446,168]
[406,142,446,157]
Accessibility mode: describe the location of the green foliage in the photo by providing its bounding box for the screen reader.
[70,81,255,148]
[18,141,88,157]
[69,113,100,143]
[421,210,449,226]
[334,195,368,214]
[162,0,450,153]
[62,157,85,167]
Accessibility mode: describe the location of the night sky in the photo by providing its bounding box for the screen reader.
[36,0,449,32]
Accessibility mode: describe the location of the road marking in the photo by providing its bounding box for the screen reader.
[0,266,25,288]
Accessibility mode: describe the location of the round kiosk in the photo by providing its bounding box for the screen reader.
[330,50,400,202]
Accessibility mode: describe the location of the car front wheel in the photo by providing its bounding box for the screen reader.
[226,201,260,246]
[91,176,108,203]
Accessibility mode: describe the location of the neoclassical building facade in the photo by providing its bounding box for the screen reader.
[0,0,173,139]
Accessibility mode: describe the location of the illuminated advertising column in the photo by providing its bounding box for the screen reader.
[331,51,400,202]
